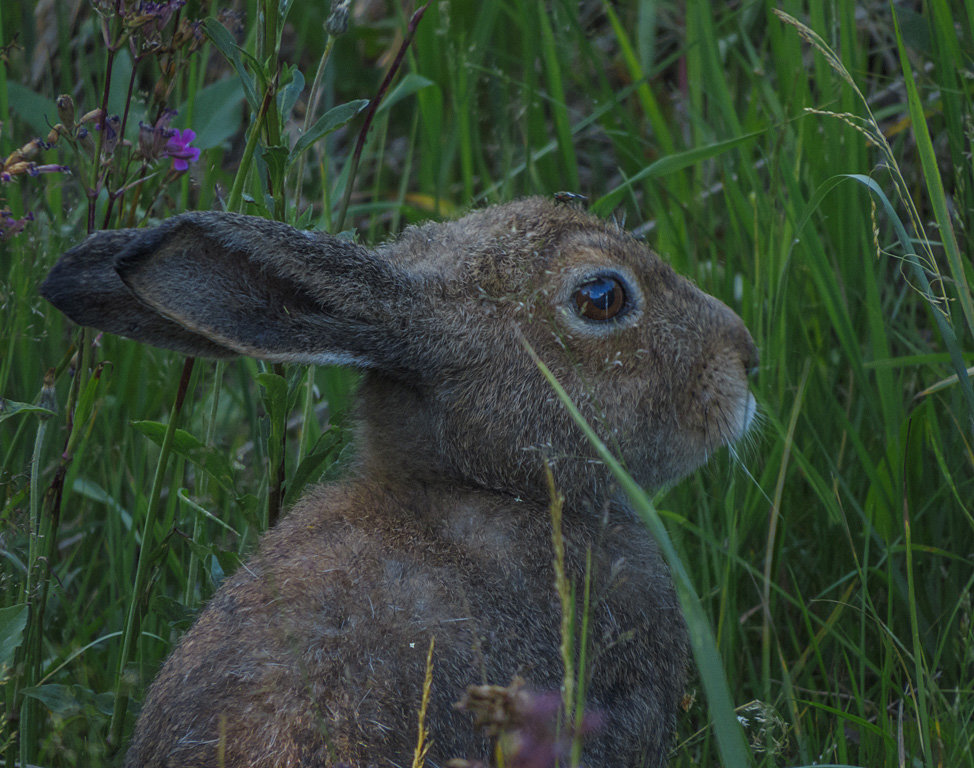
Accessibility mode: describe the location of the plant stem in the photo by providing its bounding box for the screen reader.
[184,361,226,605]
[108,357,196,750]
[336,2,429,231]
[16,373,56,766]
[292,33,338,209]
[226,87,273,214]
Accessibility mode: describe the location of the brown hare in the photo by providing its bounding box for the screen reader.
[41,197,757,767]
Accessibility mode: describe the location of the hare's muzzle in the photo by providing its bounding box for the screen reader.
[686,294,759,451]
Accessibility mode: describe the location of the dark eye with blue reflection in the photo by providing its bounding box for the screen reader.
[574,276,626,321]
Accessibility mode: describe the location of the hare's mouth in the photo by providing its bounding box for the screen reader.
[719,387,757,446]
[738,390,758,438]
[689,382,757,466]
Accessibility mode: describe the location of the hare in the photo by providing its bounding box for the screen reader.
[41,197,757,767]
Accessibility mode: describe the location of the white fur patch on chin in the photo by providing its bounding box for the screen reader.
[723,389,757,447]
[741,391,757,434]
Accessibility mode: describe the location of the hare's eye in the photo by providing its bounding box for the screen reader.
[574,276,626,321]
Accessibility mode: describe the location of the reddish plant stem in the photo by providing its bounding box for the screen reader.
[336,2,430,231]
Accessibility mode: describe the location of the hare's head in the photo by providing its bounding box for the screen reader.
[42,197,756,507]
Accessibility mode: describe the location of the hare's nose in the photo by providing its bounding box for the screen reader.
[741,334,759,378]
[716,303,758,377]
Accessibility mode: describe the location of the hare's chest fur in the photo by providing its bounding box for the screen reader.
[128,481,685,766]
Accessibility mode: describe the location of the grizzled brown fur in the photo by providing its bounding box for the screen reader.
[41,198,757,767]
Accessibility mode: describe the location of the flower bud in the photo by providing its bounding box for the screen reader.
[100,114,122,157]
[56,95,76,130]
[326,0,350,36]
[78,127,96,157]
[79,108,106,126]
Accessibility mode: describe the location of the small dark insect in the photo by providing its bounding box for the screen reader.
[553,191,588,205]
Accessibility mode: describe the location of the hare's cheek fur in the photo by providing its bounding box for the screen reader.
[532,255,756,490]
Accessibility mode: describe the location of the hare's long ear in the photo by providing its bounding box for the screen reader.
[42,228,238,358]
[43,213,422,372]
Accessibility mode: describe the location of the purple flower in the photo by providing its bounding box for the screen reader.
[0,210,35,240]
[164,128,200,171]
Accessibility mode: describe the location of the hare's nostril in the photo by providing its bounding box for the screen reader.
[730,323,759,377]
[744,342,760,378]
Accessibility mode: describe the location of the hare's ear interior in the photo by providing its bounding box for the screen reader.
[42,229,239,358]
[44,213,421,372]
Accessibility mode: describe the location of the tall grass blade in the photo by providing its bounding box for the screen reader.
[891,5,974,341]
[591,131,762,216]
[524,340,753,768]
[847,174,974,429]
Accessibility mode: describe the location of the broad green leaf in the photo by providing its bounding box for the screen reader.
[186,78,246,150]
[204,17,261,112]
[6,83,55,135]
[289,100,369,163]
[0,604,29,670]
[0,398,55,424]
[72,478,133,531]
[65,363,108,456]
[106,50,134,120]
[279,66,305,121]
[149,594,198,632]
[21,683,113,718]
[376,74,434,115]
[261,145,290,184]
[283,432,344,508]
[255,372,288,423]
[130,421,236,492]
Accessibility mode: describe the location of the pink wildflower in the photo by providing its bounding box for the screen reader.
[164,128,200,171]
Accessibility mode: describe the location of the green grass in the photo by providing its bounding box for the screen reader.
[2,1,973,766]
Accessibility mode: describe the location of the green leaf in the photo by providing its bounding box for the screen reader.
[72,478,133,532]
[0,398,55,424]
[149,594,198,632]
[6,83,55,135]
[376,74,434,114]
[204,17,261,112]
[283,432,343,508]
[279,66,305,121]
[106,50,134,120]
[185,539,242,586]
[0,604,29,670]
[289,99,369,164]
[20,683,113,718]
[65,363,109,456]
[262,145,290,187]
[186,78,246,150]
[130,421,236,492]
[255,372,288,421]
[176,488,240,537]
